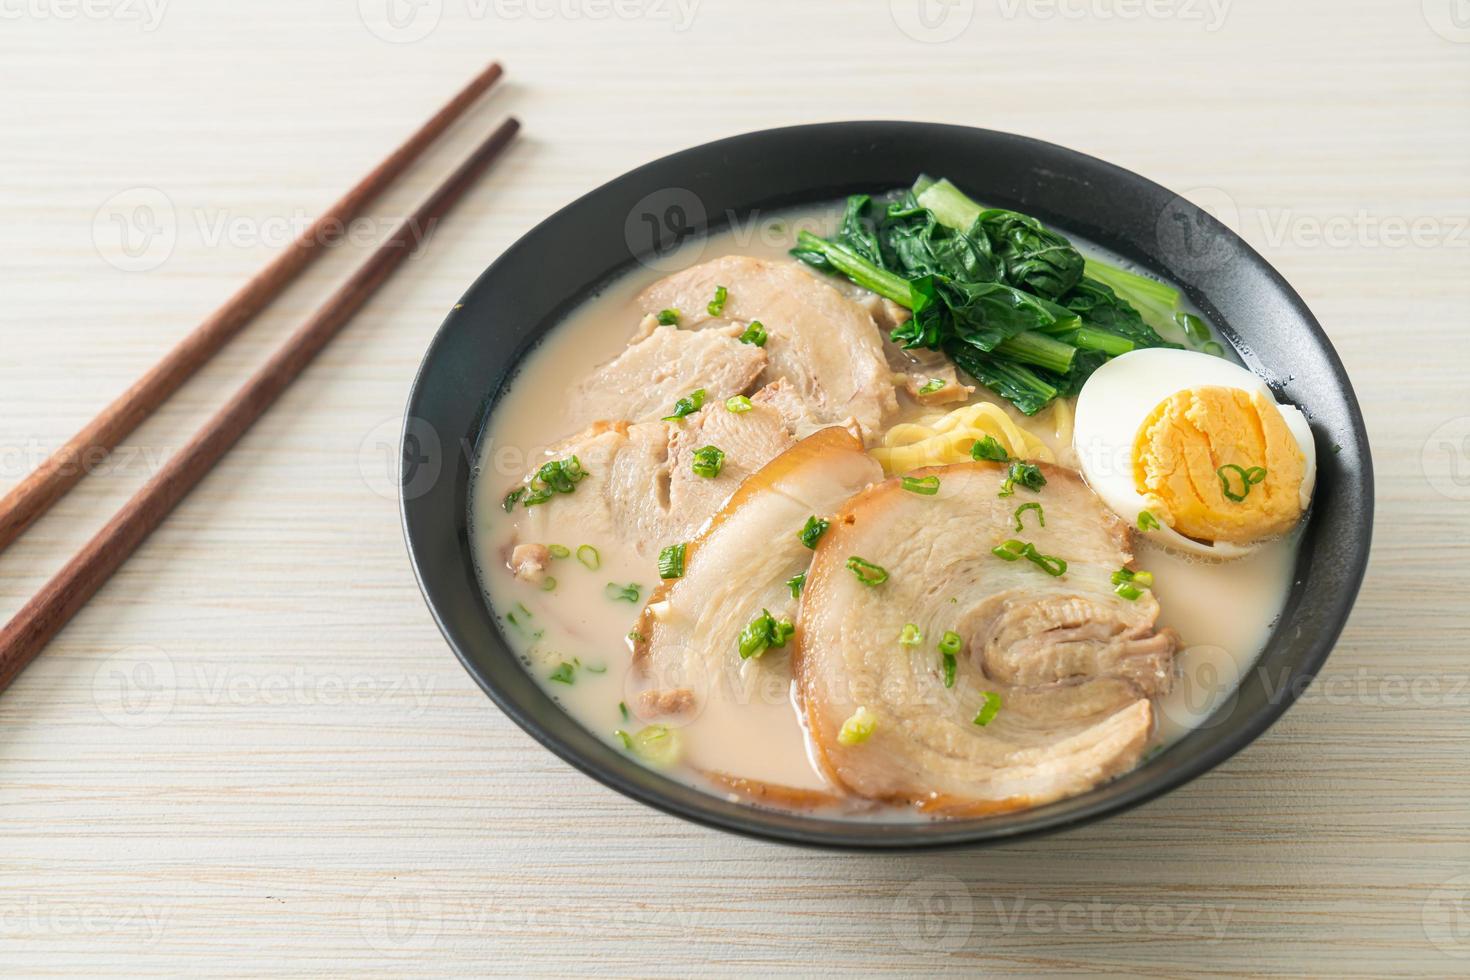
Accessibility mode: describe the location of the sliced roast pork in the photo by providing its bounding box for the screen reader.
[569,323,766,429]
[503,402,796,573]
[636,256,899,440]
[628,429,882,795]
[794,461,1179,815]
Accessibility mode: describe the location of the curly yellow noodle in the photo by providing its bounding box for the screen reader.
[872,400,1060,474]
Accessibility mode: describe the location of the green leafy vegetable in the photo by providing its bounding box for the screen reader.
[999,461,1047,497]
[970,435,1010,463]
[791,176,1184,414]
[978,208,1085,299]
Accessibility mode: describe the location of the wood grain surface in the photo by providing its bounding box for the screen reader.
[1,1,1466,975]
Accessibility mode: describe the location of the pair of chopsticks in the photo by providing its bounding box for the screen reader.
[0,61,519,692]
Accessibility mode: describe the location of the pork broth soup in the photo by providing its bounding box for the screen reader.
[471,190,1305,819]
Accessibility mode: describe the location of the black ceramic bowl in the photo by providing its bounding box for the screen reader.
[401,122,1373,849]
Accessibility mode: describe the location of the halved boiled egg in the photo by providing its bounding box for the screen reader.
[1073,348,1316,559]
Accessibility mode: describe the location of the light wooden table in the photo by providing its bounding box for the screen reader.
[2,1,1466,975]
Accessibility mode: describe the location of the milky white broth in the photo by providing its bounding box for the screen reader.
[469,202,1301,818]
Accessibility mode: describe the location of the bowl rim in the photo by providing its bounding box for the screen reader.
[401,121,1374,850]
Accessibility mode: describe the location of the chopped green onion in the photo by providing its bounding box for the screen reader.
[917,378,946,395]
[502,488,523,512]
[547,544,570,559]
[738,320,767,346]
[661,388,707,422]
[656,308,680,326]
[619,700,630,722]
[540,576,557,592]
[1013,502,1044,532]
[657,543,687,579]
[1137,510,1161,531]
[739,608,795,659]
[706,284,728,316]
[799,516,830,549]
[614,729,633,749]
[549,662,575,685]
[604,582,641,603]
[938,630,962,656]
[1202,341,1225,357]
[970,435,1010,463]
[992,539,1067,576]
[972,691,1002,727]
[901,475,941,496]
[629,724,681,767]
[899,623,923,646]
[1025,548,1067,577]
[837,706,877,746]
[1115,582,1143,601]
[576,544,600,570]
[626,629,643,644]
[992,539,1028,561]
[518,455,589,507]
[1111,568,1154,588]
[691,445,725,479]
[999,461,1046,497]
[846,556,889,586]
[584,663,607,674]
[941,651,957,688]
[786,571,806,599]
[1216,464,1261,502]
[725,395,753,414]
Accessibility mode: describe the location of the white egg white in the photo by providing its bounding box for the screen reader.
[1072,348,1317,559]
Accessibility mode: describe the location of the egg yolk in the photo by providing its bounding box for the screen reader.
[1132,386,1305,545]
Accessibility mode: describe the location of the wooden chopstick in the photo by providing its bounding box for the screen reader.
[0,116,521,694]
[0,60,505,554]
